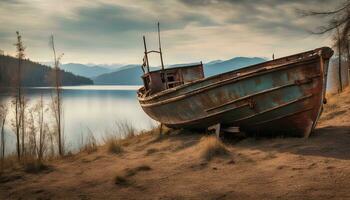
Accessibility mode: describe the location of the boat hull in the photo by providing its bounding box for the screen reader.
[138,47,333,137]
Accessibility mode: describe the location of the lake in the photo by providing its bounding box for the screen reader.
[0,62,346,155]
[0,85,156,154]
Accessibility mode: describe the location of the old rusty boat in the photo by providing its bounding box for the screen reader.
[137,27,333,137]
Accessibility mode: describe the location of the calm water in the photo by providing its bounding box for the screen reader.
[0,85,156,153]
[0,63,345,154]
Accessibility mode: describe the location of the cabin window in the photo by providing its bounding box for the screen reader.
[142,64,204,93]
[167,73,175,82]
[166,73,179,88]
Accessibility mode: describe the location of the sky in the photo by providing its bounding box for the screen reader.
[0,0,344,65]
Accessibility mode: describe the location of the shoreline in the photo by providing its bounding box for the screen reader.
[0,88,349,199]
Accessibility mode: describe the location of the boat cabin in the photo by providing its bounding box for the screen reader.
[141,63,204,95]
[139,24,204,96]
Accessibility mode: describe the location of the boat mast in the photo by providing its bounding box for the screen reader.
[141,23,164,74]
[143,35,150,73]
[158,22,165,71]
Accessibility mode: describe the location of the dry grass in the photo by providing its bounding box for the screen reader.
[106,138,123,154]
[80,143,98,154]
[104,121,168,154]
[1,154,52,174]
[23,158,49,174]
[79,130,98,154]
[319,86,350,126]
[1,92,350,200]
[115,120,136,139]
[1,154,50,174]
[142,124,172,143]
[0,155,19,173]
[103,120,139,154]
[198,136,230,161]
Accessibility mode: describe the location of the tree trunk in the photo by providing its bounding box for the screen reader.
[51,35,63,156]
[16,58,21,160]
[14,31,25,161]
[337,29,343,92]
[21,101,25,156]
[347,40,350,84]
[15,98,20,160]
[56,68,62,156]
[1,115,6,160]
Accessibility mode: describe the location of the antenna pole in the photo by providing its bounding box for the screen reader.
[158,22,165,71]
[143,35,150,73]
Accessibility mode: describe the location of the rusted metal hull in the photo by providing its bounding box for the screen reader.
[138,47,334,137]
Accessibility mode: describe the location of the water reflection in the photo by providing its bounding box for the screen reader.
[0,85,155,153]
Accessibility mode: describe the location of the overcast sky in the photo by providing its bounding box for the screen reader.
[0,0,344,65]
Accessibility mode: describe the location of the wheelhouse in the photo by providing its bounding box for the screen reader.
[138,23,204,97]
[141,63,204,95]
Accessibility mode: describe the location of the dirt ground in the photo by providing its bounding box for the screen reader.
[0,89,349,200]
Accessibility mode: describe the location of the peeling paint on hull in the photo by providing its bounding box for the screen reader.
[138,47,334,137]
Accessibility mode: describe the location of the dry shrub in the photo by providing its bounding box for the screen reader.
[0,154,19,173]
[22,156,49,173]
[115,120,136,139]
[79,129,98,154]
[198,136,229,161]
[106,139,123,154]
[103,120,137,154]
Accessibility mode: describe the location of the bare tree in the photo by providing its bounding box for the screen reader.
[301,1,350,35]
[13,31,26,160]
[335,28,344,92]
[50,35,64,156]
[302,0,350,90]
[20,95,27,157]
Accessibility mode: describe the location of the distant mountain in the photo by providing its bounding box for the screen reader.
[92,57,266,85]
[85,63,125,70]
[0,55,93,87]
[60,63,114,78]
[204,57,266,77]
[93,65,143,85]
[93,65,162,85]
[167,62,201,68]
[205,60,223,65]
[39,61,54,67]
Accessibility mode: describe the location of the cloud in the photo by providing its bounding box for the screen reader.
[0,0,343,64]
[58,2,219,34]
[178,0,337,37]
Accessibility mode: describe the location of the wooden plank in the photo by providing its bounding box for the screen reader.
[222,126,240,133]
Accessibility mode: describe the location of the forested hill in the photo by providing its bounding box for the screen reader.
[0,55,93,87]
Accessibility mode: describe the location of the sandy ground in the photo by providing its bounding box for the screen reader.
[0,89,349,200]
